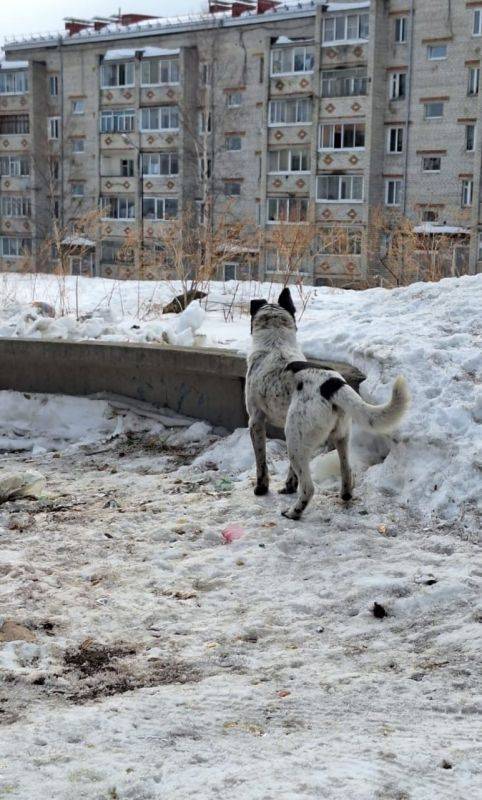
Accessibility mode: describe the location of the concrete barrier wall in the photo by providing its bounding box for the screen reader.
[0,339,364,431]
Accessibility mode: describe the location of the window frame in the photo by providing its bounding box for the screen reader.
[100,108,135,134]
[0,195,31,218]
[270,46,315,76]
[225,135,243,152]
[141,152,179,176]
[0,235,32,258]
[72,99,85,115]
[422,156,442,172]
[389,71,407,101]
[395,17,407,44]
[466,123,476,152]
[467,66,480,96]
[140,106,179,132]
[318,122,365,151]
[461,179,473,208]
[317,226,363,256]
[226,91,243,108]
[322,13,369,44]
[48,116,60,140]
[268,97,312,126]
[316,174,364,203]
[71,138,85,154]
[142,196,179,220]
[424,101,444,120]
[321,67,368,98]
[141,57,180,87]
[100,61,135,89]
[101,196,136,220]
[387,126,404,154]
[385,178,403,207]
[0,70,28,96]
[268,147,311,173]
[267,196,309,223]
[473,9,482,36]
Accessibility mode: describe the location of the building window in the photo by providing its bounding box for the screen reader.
[322,13,369,44]
[141,57,180,86]
[71,138,85,154]
[395,17,407,44]
[101,61,135,88]
[268,98,312,126]
[318,227,362,255]
[48,117,60,140]
[468,67,480,96]
[0,236,31,257]
[466,124,476,152]
[100,108,135,133]
[72,100,85,115]
[0,70,28,95]
[385,179,403,207]
[198,110,212,134]
[321,67,367,98]
[422,156,441,172]
[52,198,60,219]
[267,197,308,222]
[225,135,242,151]
[473,9,482,36]
[0,155,30,177]
[319,122,365,150]
[271,46,314,75]
[424,101,444,119]
[142,152,178,176]
[422,209,439,222]
[224,262,237,281]
[49,75,59,97]
[387,126,403,153]
[71,183,85,199]
[389,72,406,100]
[50,159,60,181]
[478,232,482,259]
[268,148,310,173]
[101,196,136,219]
[140,106,179,131]
[226,91,243,108]
[316,174,364,203]
[224,181,242,197]
[121,159,135,177]
[101,241,135,264]
[0,114,29,134]
[461,179,473,207]
[427,44,447,60]
[0,196,31,218]
[143,196,178,220]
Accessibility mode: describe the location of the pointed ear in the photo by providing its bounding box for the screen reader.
[250,299,268,317]
[278,287,296,318]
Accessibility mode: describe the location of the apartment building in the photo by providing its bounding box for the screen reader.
[1,0,482,285]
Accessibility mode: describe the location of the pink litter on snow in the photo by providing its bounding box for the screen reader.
[221,524,246,544]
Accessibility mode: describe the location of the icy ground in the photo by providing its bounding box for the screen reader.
[0,393,481,800]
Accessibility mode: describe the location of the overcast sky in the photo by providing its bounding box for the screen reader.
[2,0,204,44]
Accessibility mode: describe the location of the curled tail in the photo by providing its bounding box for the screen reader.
[335,376,410,433]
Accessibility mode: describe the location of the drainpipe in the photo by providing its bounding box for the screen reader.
[402,0,415,215]
[59,36,65,230]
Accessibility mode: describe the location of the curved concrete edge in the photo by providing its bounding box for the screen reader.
[0,338,364,432]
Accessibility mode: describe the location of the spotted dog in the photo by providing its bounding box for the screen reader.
[246,288,410,519]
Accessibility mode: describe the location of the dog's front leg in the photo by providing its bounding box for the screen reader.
[249,409,269,495]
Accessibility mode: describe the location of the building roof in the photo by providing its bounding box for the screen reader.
[3,1,370,54]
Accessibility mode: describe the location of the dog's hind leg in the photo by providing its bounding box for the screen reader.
[249,409,269,495]
[281,454,314,520]
[279,465,298,495]
[333,431,353,502]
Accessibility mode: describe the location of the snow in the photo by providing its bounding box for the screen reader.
[61,236,96,247]
[413,224,470,235]
[102,47,180,61]
[0,60,28,70]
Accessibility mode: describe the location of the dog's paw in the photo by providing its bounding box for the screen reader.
[341,492,353,503]
[254,484,269,496]
[281,507,301,520]
[278,485,297,495]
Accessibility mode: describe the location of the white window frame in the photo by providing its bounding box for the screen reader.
[422,156,441,172]
[268,147,310,173]
[270,46,315,76]
[387,126,404,154]
[141,152,178,176]
[318,122,365,151]
[389,72,406,101]
[224,181,242,197]
[0,155,30,177]
[225,135,242,152]
[268,98,312,126]
[466,123,476,152]
[316,174,364,203]
[461,179,473,208]
[72,100,85,115]
[48,116,60,140]
[321,67,368,98]
[101,61,135,89]
[71,183,85,199]
[473,9,482,36]
[140,106,179,132]
[141,58,180,86]
[0,70,28,96]
[427,44,447,61]
[143,196,178,220]
[48,75,59,97]
[100,109,135,134]
[322,13,369,44]
[226,91,243,108]
[395,17,407,44]
[478,232,482,259]
[318,226,363,256]
[468,66,480,96]
[0,235,31,257]
[0,196,31,218]
[71,138,85,154]
[224,262,238,281]
[101,196,136,220]
[267,196,309,223]
[385,179,403,207]
[424,102,444,120]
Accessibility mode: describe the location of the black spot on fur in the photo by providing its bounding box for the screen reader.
[341,492,352,502]
[278,288,296,319]
[320,377,345,401]
[372,602,387,619]
[297,381,303,391]
[286,360,330,374]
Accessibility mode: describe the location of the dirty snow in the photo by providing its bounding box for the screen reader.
[0,392,480,799]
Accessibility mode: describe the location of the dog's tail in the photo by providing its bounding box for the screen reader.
[334,376,410,433]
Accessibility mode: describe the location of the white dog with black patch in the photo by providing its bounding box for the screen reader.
[246,288,410,519]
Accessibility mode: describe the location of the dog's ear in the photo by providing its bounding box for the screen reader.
[286,361,322,374]
[250,299,268,318]
[278,287,296,318]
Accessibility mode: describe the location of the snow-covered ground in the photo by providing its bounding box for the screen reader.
[0,272,481,798]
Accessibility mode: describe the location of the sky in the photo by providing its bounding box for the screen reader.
[2,0,203,44]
